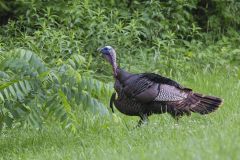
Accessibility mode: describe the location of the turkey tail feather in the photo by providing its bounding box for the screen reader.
[167,92,223,117]
[190,93,223,114]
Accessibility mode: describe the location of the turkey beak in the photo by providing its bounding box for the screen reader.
[97,47,102,56]
[97,47,105,57]
[98,48,109,61]
[97,47,101,52]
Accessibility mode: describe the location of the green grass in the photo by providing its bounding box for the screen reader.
[0,71,239,160]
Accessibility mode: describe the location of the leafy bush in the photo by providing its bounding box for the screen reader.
[1,0,239,72]
[0,49,112,131]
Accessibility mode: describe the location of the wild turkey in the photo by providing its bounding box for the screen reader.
[99,46,223,126]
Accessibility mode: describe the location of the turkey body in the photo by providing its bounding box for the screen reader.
[111,68,222,122]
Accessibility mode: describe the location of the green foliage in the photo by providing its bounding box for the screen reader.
[0,49,112,130]
[0,0,27,25]
[1,0,239,75]
[193,0,240,35]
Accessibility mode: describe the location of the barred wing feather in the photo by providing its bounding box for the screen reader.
[120,73,189,103]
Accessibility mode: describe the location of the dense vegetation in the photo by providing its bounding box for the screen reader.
[0,0,240,159]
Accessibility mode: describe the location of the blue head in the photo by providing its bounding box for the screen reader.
[99,46,113,55]
[99,46,117,75]
[99,46,116,64]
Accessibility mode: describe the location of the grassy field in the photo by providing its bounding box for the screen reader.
[0,71,239,160]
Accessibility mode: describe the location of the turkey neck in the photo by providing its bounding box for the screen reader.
[109,55,117,77]
[115,68,133,82]
[112,61,118,77]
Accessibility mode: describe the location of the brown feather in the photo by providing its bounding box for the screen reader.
[167,92,223,118]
